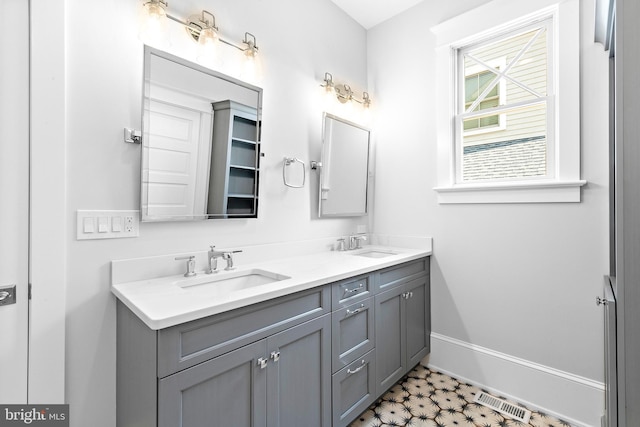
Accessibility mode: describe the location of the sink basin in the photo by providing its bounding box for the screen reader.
[352,249,398,258]
[174,269,290,293]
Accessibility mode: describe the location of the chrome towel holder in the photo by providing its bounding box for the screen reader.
[283,157,305,188]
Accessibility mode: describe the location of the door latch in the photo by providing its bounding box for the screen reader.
[0,285,16,306]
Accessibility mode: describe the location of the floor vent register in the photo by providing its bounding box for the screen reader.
[473,391,532,424]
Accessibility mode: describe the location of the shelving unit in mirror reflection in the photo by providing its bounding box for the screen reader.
[209,100,260,217]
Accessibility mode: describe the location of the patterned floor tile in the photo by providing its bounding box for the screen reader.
[348,364,574,427]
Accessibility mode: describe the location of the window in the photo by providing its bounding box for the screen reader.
[432,0,584,203]
[457,22,551,183]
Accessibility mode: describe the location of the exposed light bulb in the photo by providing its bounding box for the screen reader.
[196,27,219,65]
[240,38,261,83]
[139,1,168,46]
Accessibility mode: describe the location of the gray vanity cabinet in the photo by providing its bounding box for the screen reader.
[117,284,331,427]
[117,256,430,427]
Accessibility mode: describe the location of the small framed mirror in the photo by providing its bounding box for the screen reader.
[318,113,371,217]
[140,46,262,221]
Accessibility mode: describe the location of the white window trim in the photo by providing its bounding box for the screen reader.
[431,0,585,204]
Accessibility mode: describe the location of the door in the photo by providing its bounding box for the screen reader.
[0,0,30,403]
[266,314,332,427]
[405,276,430,367]
[142,99,211,218]
[374,285,406,395]
[158,339,268,427]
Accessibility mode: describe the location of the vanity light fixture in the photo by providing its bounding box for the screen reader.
[321,72,372,109]
[140,0,260,64]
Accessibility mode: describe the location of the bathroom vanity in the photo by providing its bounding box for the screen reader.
[113,245,430,427]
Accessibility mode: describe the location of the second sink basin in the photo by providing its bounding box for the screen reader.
[175,269,290,293]
[352,249,398,258]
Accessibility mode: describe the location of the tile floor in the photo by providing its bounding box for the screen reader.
[349,363,573,427]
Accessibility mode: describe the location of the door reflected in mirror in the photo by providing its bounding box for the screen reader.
[141,46,262,221]
[318,113,371,217]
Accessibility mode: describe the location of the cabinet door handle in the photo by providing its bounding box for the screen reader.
[257,357,268,369]
[347,360,368,375]
[343,283,364,296]
[346,304,365,317]
[270,351,280,362]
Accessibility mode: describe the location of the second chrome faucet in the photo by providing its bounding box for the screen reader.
[206,246,243,273]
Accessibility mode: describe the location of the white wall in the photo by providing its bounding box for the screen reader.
[368,0,609,425]
[54,0,368,425]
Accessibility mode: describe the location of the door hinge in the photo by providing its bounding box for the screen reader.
[28,283,32,300]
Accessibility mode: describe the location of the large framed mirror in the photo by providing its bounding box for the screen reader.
[318,113,371,217]
[141,46,262,221]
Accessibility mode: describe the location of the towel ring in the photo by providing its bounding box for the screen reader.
[283,157,306,188]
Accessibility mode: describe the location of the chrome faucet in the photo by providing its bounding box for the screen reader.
[206,246,225,274]
[349,235,367,250]
[206,246,243,273]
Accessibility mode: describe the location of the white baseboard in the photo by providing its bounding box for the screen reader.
[425,333,604,427]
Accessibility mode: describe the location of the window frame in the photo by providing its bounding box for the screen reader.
[431,0,585,204]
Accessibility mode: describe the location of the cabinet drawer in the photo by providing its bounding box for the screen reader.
[332,349,376,427]
[157,285,330,377]
[332,274,372,308]
[375,258,429,293]
[331,298,375,373]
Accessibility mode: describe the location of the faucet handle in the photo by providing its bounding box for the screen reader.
[222,250,242,270]
[175,255,197,277]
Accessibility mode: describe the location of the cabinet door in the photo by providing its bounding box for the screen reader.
[158,340,267,427]
[374,285,407,396]
[266,314,332,427]
[405,276,430,367]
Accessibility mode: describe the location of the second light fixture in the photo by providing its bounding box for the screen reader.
[321,72,371,109]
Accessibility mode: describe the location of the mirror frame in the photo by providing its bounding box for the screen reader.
[318,113,371,218]
[140,46,263,222]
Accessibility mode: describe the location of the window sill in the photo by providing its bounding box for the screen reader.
[433,180,587,204]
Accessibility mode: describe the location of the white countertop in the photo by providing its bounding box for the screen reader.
[111,243,432,330]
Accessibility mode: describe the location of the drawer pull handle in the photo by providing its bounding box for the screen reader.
[346,304,365,317]
[257,357,268,369]
[343,283,364,296]
[270,351,280,363]
[347,360,367,375]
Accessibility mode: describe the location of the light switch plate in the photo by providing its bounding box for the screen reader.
[76,210,140,240]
